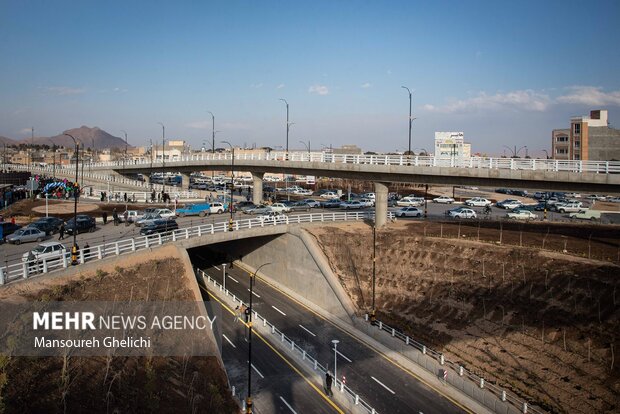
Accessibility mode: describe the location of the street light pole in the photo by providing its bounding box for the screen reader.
[149,139,153,191]
[222,141,235,228]
[542,149,550,159]
[121,130,128,172]
[158,123,165,194]
[371,225,376,321]
[64,133,80,266]
[332,339,340,381]
[247,262,271,414]
[279,99,289,159]
[299,140,310,157]
[401,86,413,163]
[207,111,215,153]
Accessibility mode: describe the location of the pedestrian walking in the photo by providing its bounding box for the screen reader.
[102,211,108,225]
[112,208,119,226]
[83,242,90,261]
[123,192,127,202]
[325,371,333,396]
[123,210,129,225]
[58,223,65,240]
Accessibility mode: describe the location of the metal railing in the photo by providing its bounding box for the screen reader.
[5,152,620,174]
[365,315,544,414]
[198,268,381,414]
[0,211,391,285]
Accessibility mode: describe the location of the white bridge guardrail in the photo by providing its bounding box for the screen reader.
[198,268,381,414]
[6,151,620,174]
[365,315,544,414]
[0,211,390,286]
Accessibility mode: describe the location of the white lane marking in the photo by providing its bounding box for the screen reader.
[227,275,239,283]
[271,305,287,316]
[371,376,396,394]
[213,265,220,270]
[222,334,236,348]
[251,363,264,379]
[247,288,261,298]
[279,396,298,414]
[331,348,352,362]
[298,324,316,337]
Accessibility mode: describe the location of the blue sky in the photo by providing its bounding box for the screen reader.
[1,0,620,156]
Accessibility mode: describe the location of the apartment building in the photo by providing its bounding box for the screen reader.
[552,110,620,161]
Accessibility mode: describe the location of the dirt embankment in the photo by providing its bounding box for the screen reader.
[308,222,620,414]
[0,258,237,413]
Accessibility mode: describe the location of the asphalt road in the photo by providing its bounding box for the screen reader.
[193,258,468,414]
[201,279,342,414]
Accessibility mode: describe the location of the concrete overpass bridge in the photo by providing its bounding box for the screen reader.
[5,152,620,227]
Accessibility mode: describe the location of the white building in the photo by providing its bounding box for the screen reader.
[434,132,471,158]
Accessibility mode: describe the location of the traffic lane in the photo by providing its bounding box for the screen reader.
[204,287,342,414]
[218,265,465,414]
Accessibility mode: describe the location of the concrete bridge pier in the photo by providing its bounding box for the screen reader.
[181,173,191,190]
[374,182,389,228]
[252,172,264,205]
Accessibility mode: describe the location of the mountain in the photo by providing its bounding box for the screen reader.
[32,126,130,150]
[0,136,18,146]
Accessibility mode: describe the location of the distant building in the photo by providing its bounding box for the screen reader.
[434,132,471,158]
[331,145,362,155]
[552,109,620,161]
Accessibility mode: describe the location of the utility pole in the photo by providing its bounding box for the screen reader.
[158,123,165,194]
[401,87,414,164]
[371,225,376,322]
[208,111,215,153]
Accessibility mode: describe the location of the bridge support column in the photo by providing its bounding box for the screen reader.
[374,182,389,228]
[181,173,191,190]
[252,172,264,206]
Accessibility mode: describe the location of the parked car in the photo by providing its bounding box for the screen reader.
[495,188,512,194]
[519,202,547,212]
[607,196,620,203]
[34,216,64,233]
[465,197,492,207]
[27,221,56,236]
[7,227,47,244]
[245,205,273,215]
[118,210,141,223]
[139,218,179,235]
[554,201,585,214]
[585,194,607,201]
[321,199,343,208]
[511,190,528,197]
[22,241,67,263]
[506,209,538,220]
[287,201,312,212]
[358,198,374,207]
[320,191,340,199]
[396,197,424,207]
[65,215,97,235]
[433,196,455,204]
[449,208,477,219]
[569,210,601,221]
[564,192,581,198]
[152,208,175,219]
[301,199,321,208]
[135,213,161,226]
[270,203,291,213]
[210,202,227,214]
[496,199,522,209]
[234,201,257,212]
[360,192,375,200]
[395,207,423,217]
[340,200,364,210]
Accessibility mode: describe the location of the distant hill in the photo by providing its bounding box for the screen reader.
[4,126,131,150]
[0,136,18,146]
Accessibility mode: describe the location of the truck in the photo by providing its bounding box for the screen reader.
[175,203,213,217]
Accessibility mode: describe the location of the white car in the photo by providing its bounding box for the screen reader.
[22,242,68,263]
[564,192,581,198]
[396,197,424,207]
[496,199,522,210]
[340,200,363,210]
[153,208,176,219]
[506,209,538,220]
[433,196,455,204]
[320,191,340,199]
[209,202,226,214]
[465,197,492,207]
[449,208,477,219]
[360,192,375,200]
[554,201,584,214]
[358,198,374,207]
[269,203,291,213]
[295,189,313,196]
[395,207,423,217]
[585,195,607,201]
[607,197,620,203]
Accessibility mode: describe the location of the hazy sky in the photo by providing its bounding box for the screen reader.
[1,0,620,156]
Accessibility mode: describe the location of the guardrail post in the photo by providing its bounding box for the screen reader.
[62,253,68,268]
[422,346,426,355]
[80,249,85,264]
[355,395,359,405]
[131,239,136,251]
[272,325,275,334]
[232,386,235,397]
[0,268,5,285]
[378,321,383,330]
[340,382,344,392]
[406,336,410,345]
[158,234,162,245]
[22,262,28,279]
[42,259,48,273]
[172,231,177,242]
[197,226,202,237]
[391,328,395,337]
[291,341,295,350]
[523,402,528,413]
[185,228,189,239]
[480,378,484,388]
[263,318,266,327]
[145,237,149,248]
[459,365,464,376]
[281,333,285,342]
[302,350,306,360]
[314,360,317,370]
[115,242,120,256]
[440,354,445,365]
[502,390,507,401]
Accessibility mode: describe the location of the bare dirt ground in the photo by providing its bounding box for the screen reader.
[0,257,237,413]
[308,221,620,414]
